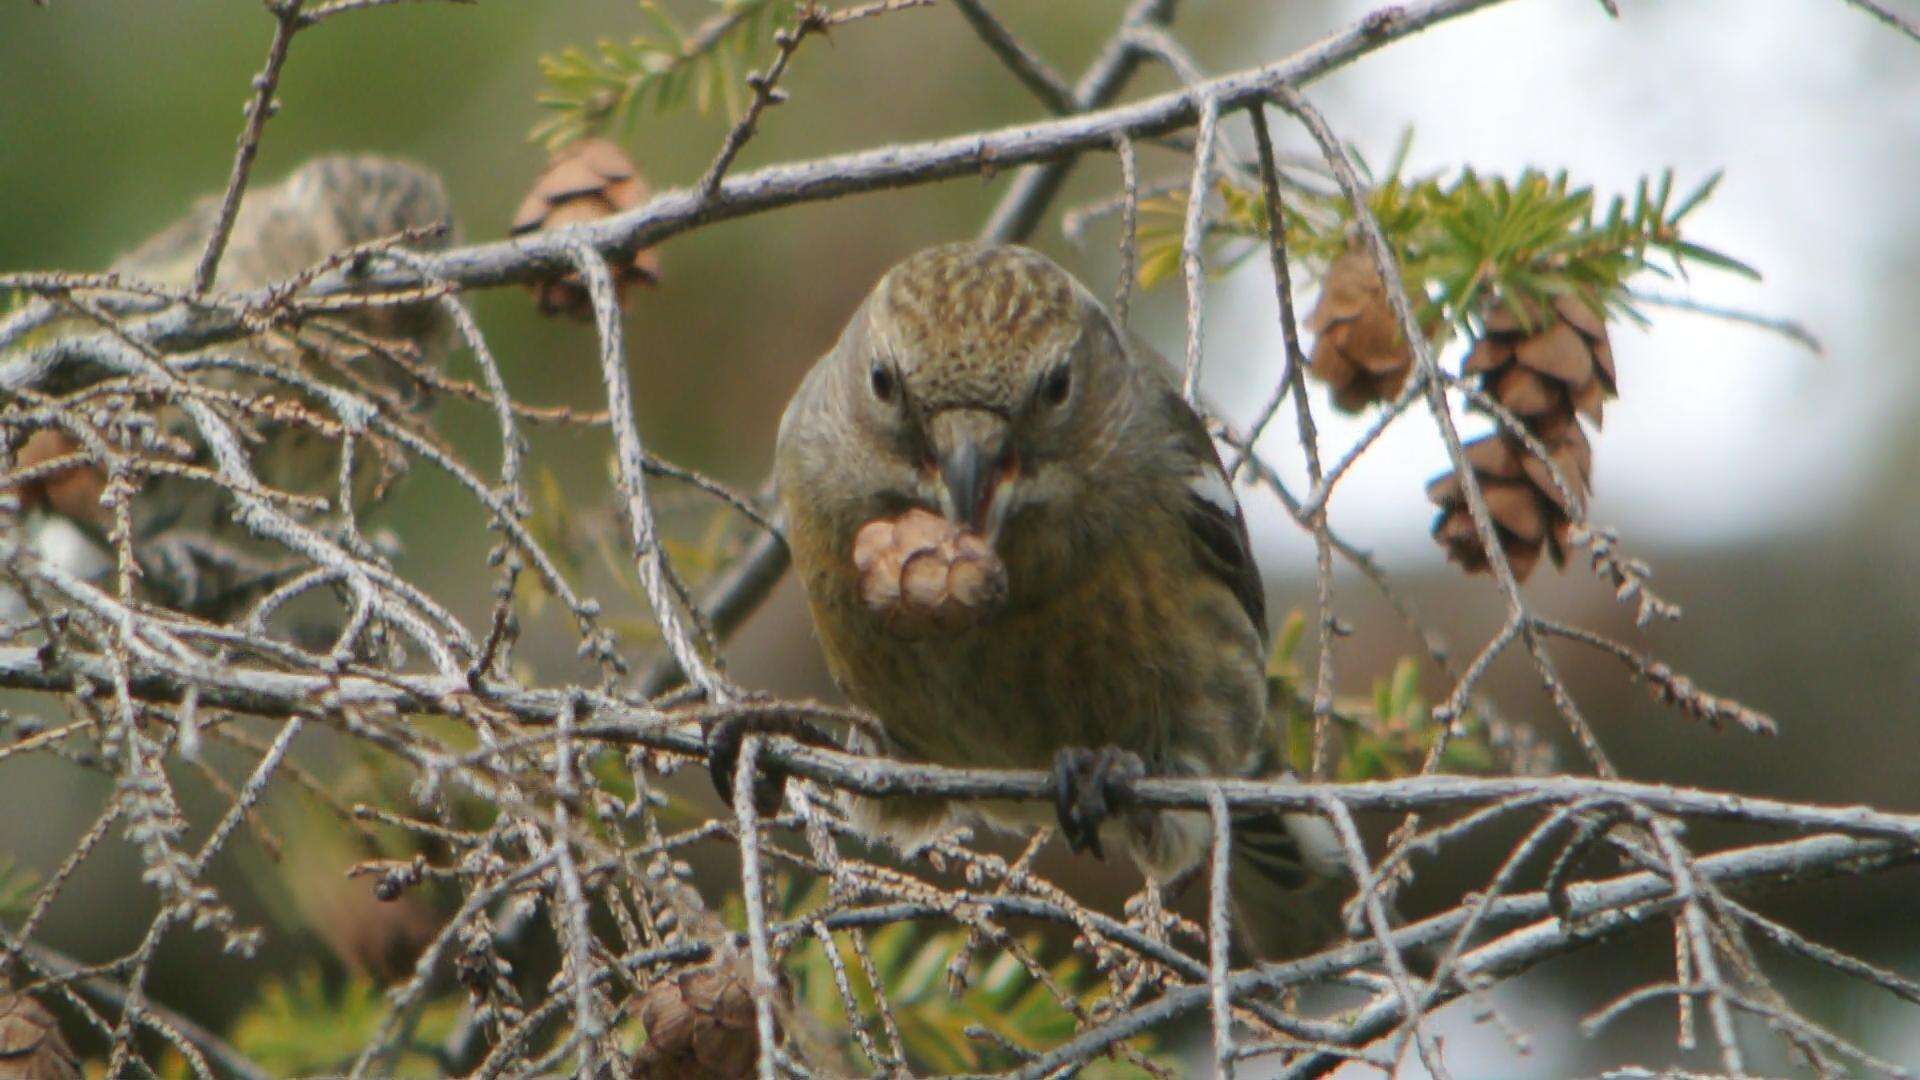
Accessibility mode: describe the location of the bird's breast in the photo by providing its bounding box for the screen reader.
[805,522,1262,776]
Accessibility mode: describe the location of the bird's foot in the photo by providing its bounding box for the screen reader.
[705,710,836,817]
[1052,745,1145,860]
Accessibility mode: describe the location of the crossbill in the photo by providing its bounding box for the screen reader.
[773,242,1347,958]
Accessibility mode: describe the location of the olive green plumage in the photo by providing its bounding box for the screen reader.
[775,242,1347,958]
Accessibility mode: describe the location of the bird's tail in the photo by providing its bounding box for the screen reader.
[1229,804,1442,975]
[1227,806,1351,960]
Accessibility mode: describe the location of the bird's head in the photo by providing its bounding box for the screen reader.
[810,242,1136,545]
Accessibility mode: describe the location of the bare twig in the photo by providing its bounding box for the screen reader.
[1205,788,1236,1078]
[191,0,308,293]
[1839,0,1920,42]
[698,5,830,200]
[978,0,1182,244]
[1112,134,1141,324]
[950,0,1077,114]
[1629,287,1825,355]
[1178,92,1221,401]
[1246,104,1341,778]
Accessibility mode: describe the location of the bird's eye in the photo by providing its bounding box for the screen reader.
[1041,363,1072,407]
[869,362,898,404]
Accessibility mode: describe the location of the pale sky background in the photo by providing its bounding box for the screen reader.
[1182,0,1920,578]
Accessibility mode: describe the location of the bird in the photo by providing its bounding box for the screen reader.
[111,153,458,416]
[769,241,1348,958]
[2,155,457,621]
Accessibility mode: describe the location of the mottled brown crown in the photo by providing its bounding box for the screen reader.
[870,242,1084,412]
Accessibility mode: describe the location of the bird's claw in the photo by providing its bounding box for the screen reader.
[1052,745,1145,860]
[705,712,835,818]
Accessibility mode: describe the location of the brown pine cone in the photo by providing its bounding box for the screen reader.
[1464,293,1616,431]
[0,993,80,1080]
[510,138,661,318]
[852,507,1008,639]
[4,431,107,526]
[631,957,775,1080]
[1426,426,1591,583]
[1304,251,1424,414]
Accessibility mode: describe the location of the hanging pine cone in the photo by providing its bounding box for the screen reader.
[1429,289,1618,581]
[1464,293,1616,432]
[1427,425,1591,582]
[511,138,661,319]
[3,431,107,526]
[0,993,80,1080]
[1303,251,1424,414]
[631,954,779,1080]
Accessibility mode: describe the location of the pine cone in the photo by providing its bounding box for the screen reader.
[852,508,1008,639]
[1304,251,1423,413]
[4,431,107,526]
[510,138,661,318]
[1426,426,1591,582]
[1431,291,1618,580]
[631,957,774,1080]
[1464,294,1616,431]
[0,993,80,1080]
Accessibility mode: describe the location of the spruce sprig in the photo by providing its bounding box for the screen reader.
[1138,160,1753,336]
[533,0,800,149]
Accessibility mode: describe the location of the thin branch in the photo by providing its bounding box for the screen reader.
[978,0,1181,244]
[1629,287,1825,355]
[191,0,307,293]
[1839,0,1920,42]
[1112,133,1141,324]
[734,736,782,1080]
[1206,788,1236,1078]
[1247,104,1340,778]
[1178,91,1221,401]
[7,1,1511,363]
[950,0,1077,114]
[1021,831,1919,1079]
[568,242,726,700]
[7,644,1920,843]
[698,4,830,200]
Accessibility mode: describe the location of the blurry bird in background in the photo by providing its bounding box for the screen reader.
[110,154,458,498]
[1,155,457,619]
[772,242,1349,959]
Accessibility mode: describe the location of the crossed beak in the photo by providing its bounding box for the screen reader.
[927,408,1017,542]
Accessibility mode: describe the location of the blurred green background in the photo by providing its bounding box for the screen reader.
[2,1,1916,1075]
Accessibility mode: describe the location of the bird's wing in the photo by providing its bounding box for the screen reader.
[1118,325,1269,644]
[1160,383,1269,645]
